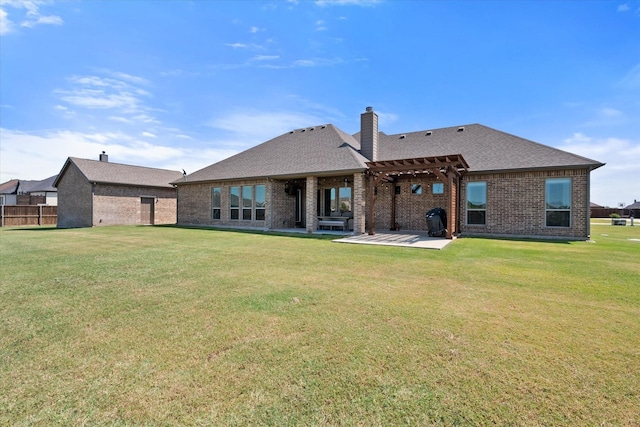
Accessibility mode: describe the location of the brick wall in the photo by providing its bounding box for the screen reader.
[177,179,273,228]
[93,184,177,226]
[57,163,93,228]
[460,169,590,239]
[367,175,449,232]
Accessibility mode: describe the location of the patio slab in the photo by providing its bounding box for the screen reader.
[332,231,454,250]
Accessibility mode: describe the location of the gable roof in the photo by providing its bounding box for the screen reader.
[54,158,183,188]
[625,201,640,210]
[374,124,603,173]
[0,179,20,195]
[181,124,369,184]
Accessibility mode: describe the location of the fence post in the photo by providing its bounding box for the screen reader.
[39,205,42,226]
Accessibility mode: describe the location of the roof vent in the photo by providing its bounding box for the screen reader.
[301,129,306,132]
[399,134,406,139]
[457,127,465,132]
[289,130,294,134]
[321,125,326,129]
[309,127,315,131]
[365,106,373,112]
[425,131,433,136]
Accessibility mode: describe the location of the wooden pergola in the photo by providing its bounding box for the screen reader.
[366,154,469,238]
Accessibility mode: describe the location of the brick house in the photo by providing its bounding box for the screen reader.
[54,153,183,228]
[175,107,604,240]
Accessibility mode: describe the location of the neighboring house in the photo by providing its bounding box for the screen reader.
[624,200,640,218]
[16,175,58,206]
[174,107,604,240]
[0,179,20,206]
[54,153,183,228]
[0,176,58,205]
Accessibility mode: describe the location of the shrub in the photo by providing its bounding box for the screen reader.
[610,213,621,218]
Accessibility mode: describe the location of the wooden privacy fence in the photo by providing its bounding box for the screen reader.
[0,205,57,227]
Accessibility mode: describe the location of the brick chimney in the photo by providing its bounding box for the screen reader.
[360,106,378,161]
[99,151,108,162]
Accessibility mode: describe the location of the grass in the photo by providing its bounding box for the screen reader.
[1,223,639,426]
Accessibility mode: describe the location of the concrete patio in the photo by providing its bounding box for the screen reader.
[332,230,454,250]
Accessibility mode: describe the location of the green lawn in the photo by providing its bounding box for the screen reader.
[1,224,639,426]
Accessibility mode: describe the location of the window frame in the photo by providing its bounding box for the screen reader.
[466,181,487,225]
[545,178,572,228]
[255,184,266,221]
[432,182,444,194]
[211,187,221,220]
[230,186,240,220]
[242,186,253,220]
[411,184,422,195]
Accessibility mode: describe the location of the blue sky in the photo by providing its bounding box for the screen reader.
[1,0,638,207]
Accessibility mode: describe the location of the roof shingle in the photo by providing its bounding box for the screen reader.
[178,122,604,184]
[55,158,183,188]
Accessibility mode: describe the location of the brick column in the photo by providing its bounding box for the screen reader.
[305,176,317,233]
[353,172,366,234]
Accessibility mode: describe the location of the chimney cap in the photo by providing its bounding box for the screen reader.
[365,106,373,112]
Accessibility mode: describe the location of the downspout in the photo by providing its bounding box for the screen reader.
[586,168,591,240]
[91,183,95,227]
[268,177,274,230]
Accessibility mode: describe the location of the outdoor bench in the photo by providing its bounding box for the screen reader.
[318,217,349,231]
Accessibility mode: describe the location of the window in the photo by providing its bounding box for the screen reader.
[211,187,221,219]
[432,182,444,194]
[323,188,336,215]
[466,182,486,225]
[255,185,266,221]
[230,186,240,220]
[242,186,252,220]
[411,184,422,194]
[338,187,352,213]
[321,186,352,215]
[546,178,571,227]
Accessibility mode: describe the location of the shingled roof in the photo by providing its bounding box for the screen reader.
[18,175,58,193]
[374,124,603,173]
[0,179,20,195]
[54,158,183,188]
[182,124,369,183]
[179,121,603,184]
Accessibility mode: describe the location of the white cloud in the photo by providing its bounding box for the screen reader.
[0,7,15,35]
[208,110,326,144]
[141,131,157,138]
[1,0,63,34]
[617,3,630,12]
[225,42,248,48]
[53,72,160,125]
[0,127,236,182]
[561,132,640,207]
[20,13,62,28]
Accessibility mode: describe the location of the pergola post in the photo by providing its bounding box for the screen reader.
[367,172,376,235]
[446,169,454,239]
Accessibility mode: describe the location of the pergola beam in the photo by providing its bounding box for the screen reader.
[365,154,469,237]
